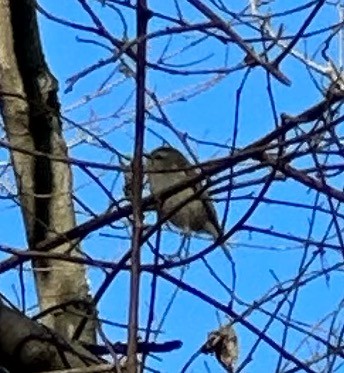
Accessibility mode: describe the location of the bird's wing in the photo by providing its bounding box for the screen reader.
[185,165,223,237]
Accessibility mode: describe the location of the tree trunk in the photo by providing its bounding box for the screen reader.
[0,0,96,344]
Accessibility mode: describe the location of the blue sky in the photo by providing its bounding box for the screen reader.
[1,1,344,372]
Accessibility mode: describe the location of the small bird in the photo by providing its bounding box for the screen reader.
[146,146,223,242]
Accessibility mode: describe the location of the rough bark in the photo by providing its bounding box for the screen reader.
[0,301,105,373]
[0,0,96,344]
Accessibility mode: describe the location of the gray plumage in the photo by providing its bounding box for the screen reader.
[146,146,223,241]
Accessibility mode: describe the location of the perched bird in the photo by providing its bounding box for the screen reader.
[146,146,223,242]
